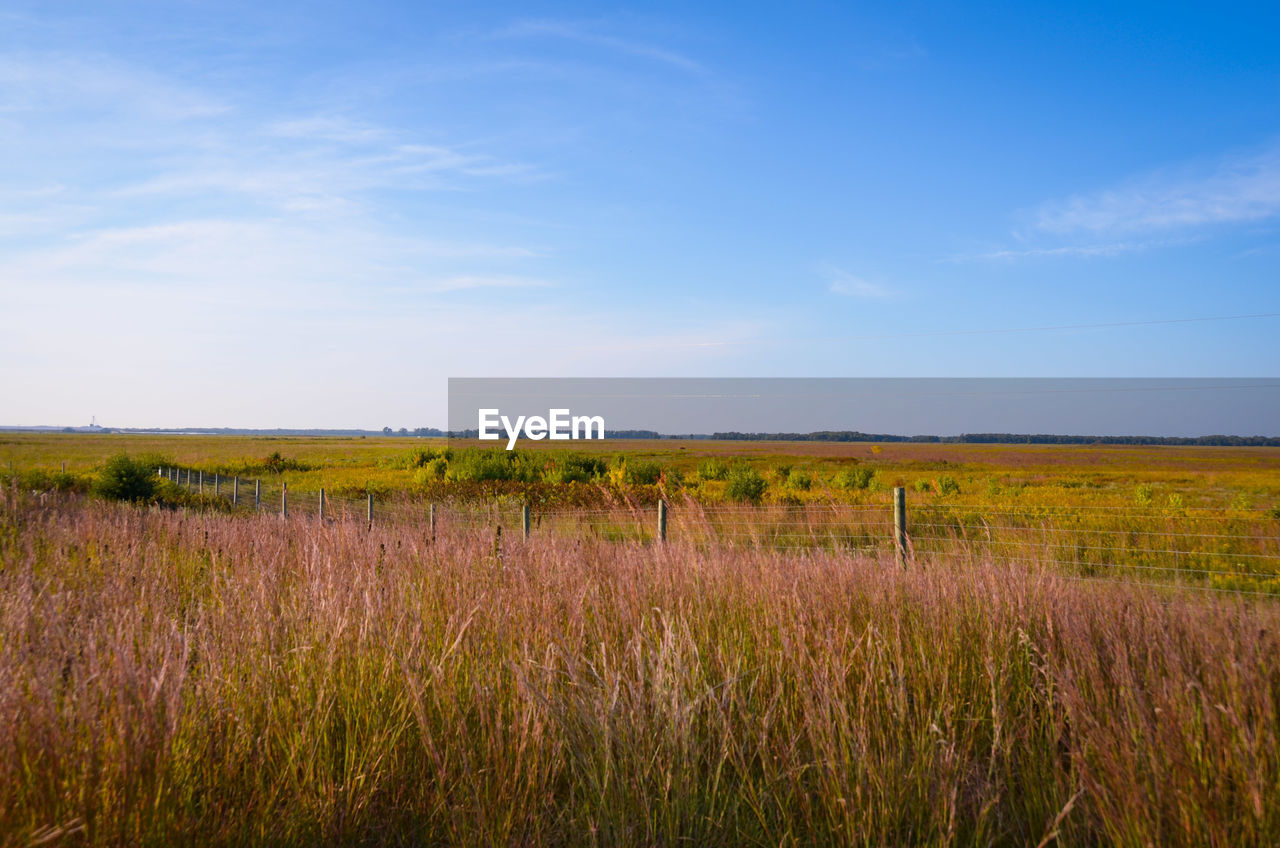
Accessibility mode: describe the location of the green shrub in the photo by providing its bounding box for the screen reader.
[836,467,877,490]
[786,469,813,490]
[697,459,728,481]
[543,453,607,484]
[1134,484,1153,506]
[725,465,767,503]
[412,458,448,486]
[387,446,452,469]
[913,479,933,494]
[13,469,88,494]
[94,453,159,503]
[623,460,663,486]
[937,475,961,496]
[447,448,542,483]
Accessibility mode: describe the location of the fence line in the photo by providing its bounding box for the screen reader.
[143,465,1280,598]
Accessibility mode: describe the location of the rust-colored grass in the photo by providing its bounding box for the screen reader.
[3,490,1279,846]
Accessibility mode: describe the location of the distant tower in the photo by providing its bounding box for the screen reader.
[90,415,97,429]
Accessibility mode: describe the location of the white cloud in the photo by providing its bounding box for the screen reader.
[1034,143,1280,235]
[0,54,228,121]
[946,239,1189,262]
[493,19,706,75]
[823,265,891,298]
[0,217,548,304]
[425,274,553,293]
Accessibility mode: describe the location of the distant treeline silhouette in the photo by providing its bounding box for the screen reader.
[704,432,1280,446]
[14,425,1273,445]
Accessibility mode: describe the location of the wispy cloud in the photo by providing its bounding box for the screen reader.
[0,54,228,120]
[823,265,892,298]
[425,274,553,293]
[112,133,540,213]
[946,238,1200,262]
[1034,143,1280,235]
[959,143,1280,263]
[1,217,548,301]
[492,19,706,75]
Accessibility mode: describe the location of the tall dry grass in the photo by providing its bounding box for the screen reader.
[2,489,1279,846]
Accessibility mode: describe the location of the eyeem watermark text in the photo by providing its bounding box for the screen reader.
[478,408,605,450]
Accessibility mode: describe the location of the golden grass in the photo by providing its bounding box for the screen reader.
[3,433,1278,512]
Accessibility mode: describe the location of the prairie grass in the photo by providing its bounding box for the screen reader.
[4,434,1277,515]
[3,490,1280,846]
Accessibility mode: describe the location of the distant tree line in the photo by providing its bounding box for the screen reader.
[24,424,1273,445]
[442,429,663,440]
[706,431,1280,446]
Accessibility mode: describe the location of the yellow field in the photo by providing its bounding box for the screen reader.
[3,431,1277,512]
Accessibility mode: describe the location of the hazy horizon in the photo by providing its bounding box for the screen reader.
[6,378,1279,440]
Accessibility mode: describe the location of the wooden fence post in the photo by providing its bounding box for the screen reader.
[254,479,261,509]
[430,503,437,543]
[214,473,220,496]
[893,486,907,567]
[367,492,373,529]
[198,470,204,495]
[281,482,288,519]
[522,504,531,540]
[319,488,325,522]
[658,499,667,543]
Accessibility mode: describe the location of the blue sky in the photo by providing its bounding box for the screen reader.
[1,1,1277,428]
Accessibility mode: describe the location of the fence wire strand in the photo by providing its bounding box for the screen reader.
[152,464,1280,598]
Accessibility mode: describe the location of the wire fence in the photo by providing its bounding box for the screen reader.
[154,465,1280,598]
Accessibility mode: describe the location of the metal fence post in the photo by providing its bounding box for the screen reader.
[893,486,907,567]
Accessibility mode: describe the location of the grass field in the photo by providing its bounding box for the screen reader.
[2,434,1280,845]
[4,490,1280,846]
[3,432,1278,510]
